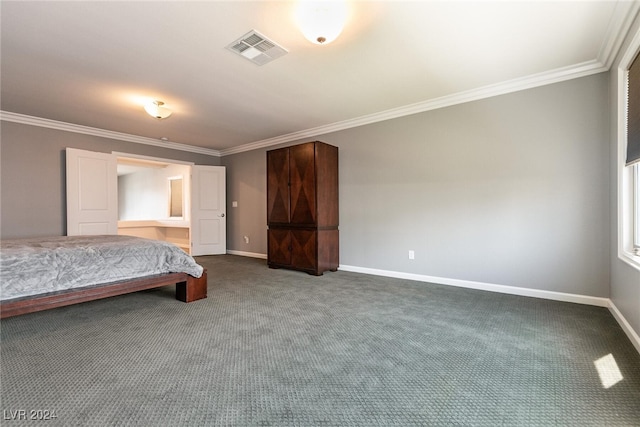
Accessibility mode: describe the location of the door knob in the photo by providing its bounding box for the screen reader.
[220,213,225,217]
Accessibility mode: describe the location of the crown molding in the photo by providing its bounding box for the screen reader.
[2,3,636,159]
[220,59,608,156]
[597,0,640,69]
[220,2,640,157]
[0,46,625,160]
[0,111,222,157]
[0,58,609,159]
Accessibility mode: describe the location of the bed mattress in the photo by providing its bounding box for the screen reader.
[1,235,204,301]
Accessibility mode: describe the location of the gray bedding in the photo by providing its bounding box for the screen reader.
[0,235,204,301]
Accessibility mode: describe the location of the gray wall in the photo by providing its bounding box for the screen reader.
[610,15,640,338]
[222,148,268,254]
[223,73,611,297]
[0,121,220,238]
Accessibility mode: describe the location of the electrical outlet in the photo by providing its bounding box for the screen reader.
[243,236,250,244]
[408,250,415,260]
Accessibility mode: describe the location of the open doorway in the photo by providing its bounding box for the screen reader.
[116,155,193,252]
[66,148,226,255]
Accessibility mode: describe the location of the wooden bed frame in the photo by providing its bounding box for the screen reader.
[0,269,207,319]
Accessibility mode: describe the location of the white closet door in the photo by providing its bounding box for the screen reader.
[66,148,118,235]
[191,166,226,255]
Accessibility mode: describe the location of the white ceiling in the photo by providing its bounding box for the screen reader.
[2,1,639,156]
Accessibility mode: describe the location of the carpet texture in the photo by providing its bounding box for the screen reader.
[1,255,639,426]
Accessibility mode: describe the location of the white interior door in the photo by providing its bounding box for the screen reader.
[191,166,226,255]
[66,148,118,235]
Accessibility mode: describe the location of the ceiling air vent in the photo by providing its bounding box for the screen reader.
[226,30,288,66]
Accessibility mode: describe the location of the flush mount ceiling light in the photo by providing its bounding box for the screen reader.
[295,0,348,45]
[144,100,172,119]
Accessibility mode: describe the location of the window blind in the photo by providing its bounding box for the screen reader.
[627,52,640,165]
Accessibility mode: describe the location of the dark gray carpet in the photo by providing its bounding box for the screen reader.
[1,255,639,426]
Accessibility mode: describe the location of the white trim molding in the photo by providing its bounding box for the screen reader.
[2,2,638,160]
[0,111,221,157]
[598,0,640,69]
[339,264,610,307]
[224,255,638,354]
[226,250,267,259]
[112,151,195,166]
[0,60,616,159]
[221,2,640,157]
[339,264,639,354]
[219,60,609,156]
[0,65,632,161]
[609,300,640,354]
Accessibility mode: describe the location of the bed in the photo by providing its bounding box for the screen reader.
[0,235,207,318]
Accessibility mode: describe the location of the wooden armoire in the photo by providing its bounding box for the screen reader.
[267,141,339,275]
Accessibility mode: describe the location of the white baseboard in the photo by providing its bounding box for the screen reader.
[338,264,610,307]
[608,300,640,354]
[223,254,639,354]
[226,250,267,259]
[338,264,640,355]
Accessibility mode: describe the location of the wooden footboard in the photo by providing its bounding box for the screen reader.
[0,269,208,319]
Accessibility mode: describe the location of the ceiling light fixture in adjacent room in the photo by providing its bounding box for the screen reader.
[144,100,172,119]
[295,0,348,45]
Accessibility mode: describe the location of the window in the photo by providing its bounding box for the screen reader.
[635,164,640,253]
[619,31,640,270]
[630,52,640,256]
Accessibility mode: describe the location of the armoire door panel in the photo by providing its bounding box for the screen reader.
[289,143,316,225]
[268,228,292,266]
[267,148,290,223]
[315,142,339,227]
[317,229,339,273]
[291,229,317,271]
